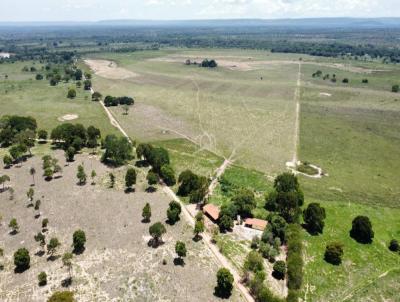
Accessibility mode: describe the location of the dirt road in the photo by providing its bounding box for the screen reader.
[291,62,302,165]
[162,185,255,302]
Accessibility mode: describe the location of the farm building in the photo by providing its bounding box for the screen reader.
[244,218,268,231]
[203,204,220,222]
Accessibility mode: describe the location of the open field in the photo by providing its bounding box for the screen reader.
[302,200,400,302]
[85,49,301,174]
[299,68,400,207]
[0,61,118,137]
[0,150,244,302]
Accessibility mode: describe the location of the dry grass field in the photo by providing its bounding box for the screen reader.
[0,149,244,302]
[84,49,301,174]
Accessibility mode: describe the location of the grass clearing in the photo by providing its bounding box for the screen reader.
[302,200,400,302]
[0,61,119,137]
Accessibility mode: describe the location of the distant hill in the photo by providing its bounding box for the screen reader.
[1,18,400,29]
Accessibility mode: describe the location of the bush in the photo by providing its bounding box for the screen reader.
[324,242,344,265]
[244,250,264,273]
[14,248,30,271]
[350,216,374,244]
[272,260,286,280]
[72,229,86,253]
[362,78,368,84]
[47,291,75,302]
[342,78,349,83]
[67,88,76,99]
[388,239,399,252]
[38,271,47,286]
[392,84,399,93]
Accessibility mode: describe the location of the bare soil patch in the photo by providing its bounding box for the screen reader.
[84,59,139,80]
[57,114,79,122]
[319,92,332,97]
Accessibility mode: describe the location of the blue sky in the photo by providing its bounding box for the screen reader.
[0,0,398,21]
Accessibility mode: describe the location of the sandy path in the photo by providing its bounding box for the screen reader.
[291,62,302,165]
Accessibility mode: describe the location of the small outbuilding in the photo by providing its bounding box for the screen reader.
[203,204,220,222]
[244,218,268,231]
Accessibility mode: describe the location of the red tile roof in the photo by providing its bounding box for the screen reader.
[244,218,268,231]
[203,204,220,221]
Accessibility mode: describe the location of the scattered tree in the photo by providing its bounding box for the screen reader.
[27,187,34,204]
[65,147,75,162]
[47,237,61,258]
[215,268,233,298]
[47,291,75,302]
[175,241,187,264]
[350,216,374,244]
[3,155,13,168]
[142,203,151,222]
[149,222,166,246]
[34,232,46,253]
[303,203,326,235]
[30,167,36,185]
[167,201,182,224]
[62,252,73,282]
[125,168,137,192]
[67,88,76,99]
[194,219,205,239]
[388,239,399,252]
[109,173,115,188]
[392,84,399,93]
[72,230,86,253]
[76,165,87,185]
[9,218,19,234]
[14,248,30,271]
[42,218,49,230]
[38,271,47,286]
[324,242,344,265]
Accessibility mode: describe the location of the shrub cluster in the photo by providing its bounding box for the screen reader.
[104,95,134,107]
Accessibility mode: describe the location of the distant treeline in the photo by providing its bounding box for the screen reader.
[2,25,400,63]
